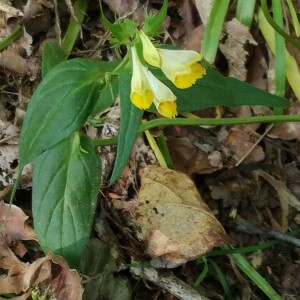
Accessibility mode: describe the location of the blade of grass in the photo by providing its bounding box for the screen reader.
[201,0,230,64]
[236,0,256,27]
[208,259,232,299]
[143,122,168,168]
[231,252,281,299]
[272,0,286,114]
[256,7,300,101]
[194,256,209,286]
[286,0,300,37]
[156,133,175,169]
[260,0,300,51]
[207,225,300,258]
[61,0,89,56]
[0,25,23,52]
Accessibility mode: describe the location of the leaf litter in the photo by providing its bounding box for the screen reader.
[1,0,300,299]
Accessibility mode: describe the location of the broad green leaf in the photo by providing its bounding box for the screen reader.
[109,65,143,184]
[42,43,66,78]
[81,239,132,300]
[19,59,117,168]
[91,75,119,116]
[32,133,101,268]
[152,66,288,112]
[143,0,168,36]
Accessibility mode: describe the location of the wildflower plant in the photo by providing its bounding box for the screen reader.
[14,0,289,267]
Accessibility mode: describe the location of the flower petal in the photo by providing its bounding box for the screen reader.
[158,48,202,66]
[144,68,178,118]
[158,48,205,89]
[130,47,154,109]
[139,30,161,68]
[155,100,177,118]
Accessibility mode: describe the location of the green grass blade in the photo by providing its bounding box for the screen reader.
[194,256,209,286]
[156,133,175,169]
[272,0,286,114]
[61,0,89,56]
[256,7,300,101]
[0,25,23,52]
[286,0,300,37]
[201,0,230,64]
[209,259,232,299]
[231,253,281,299]
[236,0,256,27]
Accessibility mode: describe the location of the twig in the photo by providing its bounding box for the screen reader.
[234,216,300,247]
[131,267,210,300]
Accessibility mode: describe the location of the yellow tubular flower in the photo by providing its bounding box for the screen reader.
[157,48,206,89]
[139,30,161,68]
[130,47,154,109]
[145,68,178,118]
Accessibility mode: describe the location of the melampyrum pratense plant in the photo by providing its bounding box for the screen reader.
[11,0,290,267]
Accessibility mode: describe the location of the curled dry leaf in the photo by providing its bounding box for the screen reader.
[0,246,83,299]
[0,201,36,244]
[131,166,227,267]
[219,18,257,81]
[224,127,265,163]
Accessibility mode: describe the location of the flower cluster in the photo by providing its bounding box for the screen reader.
[130,30,206,118]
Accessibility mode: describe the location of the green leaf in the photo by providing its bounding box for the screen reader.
[100,3,136,44]
[109,65,143,184]
[32,133,101,268]
[91,75,119,116]
[42,42,66,78]
[143,0,168,36]
[19,59,117,168]
[81,239,132,300]
[152,66,288,112]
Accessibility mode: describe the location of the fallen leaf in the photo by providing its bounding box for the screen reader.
[224,127,265,163]
[268,103,300,141]
[219,18,257,81]
[256,170,300,231]
[0,246,83,299]
[0,201,36,244]
[0,244,27,294]
[102,0,138,17]
[131,166,227,267]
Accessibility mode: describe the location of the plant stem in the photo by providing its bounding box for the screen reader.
[61,0,89,56]
[0,25,23,52]
[94,114,300,146]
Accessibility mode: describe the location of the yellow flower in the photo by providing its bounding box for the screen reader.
[158,48,206,89]
[139,30,161,68]
[138,31,205,89]
[130,46,177,118]
[130,47,154,109]
[145,68,178,118]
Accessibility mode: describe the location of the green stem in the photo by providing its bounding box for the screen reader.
[61,0,89,56]
[0,168,22,233]
[0,25,23,52]
[94,114,300,146]
[260,0,300,52]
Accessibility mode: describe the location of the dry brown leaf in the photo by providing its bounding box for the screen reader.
[0,201,36,244]
[0,2,23,17]
[194,0,213,25]
[256,170,300,231]
[219,18,257,81]
[268,103,300,141]
[224,127,265,163]
[131,166,227,267]
[102,0,138,17]
[167,139,219,175]
[0,244,28,294]
[0,246,83,299]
